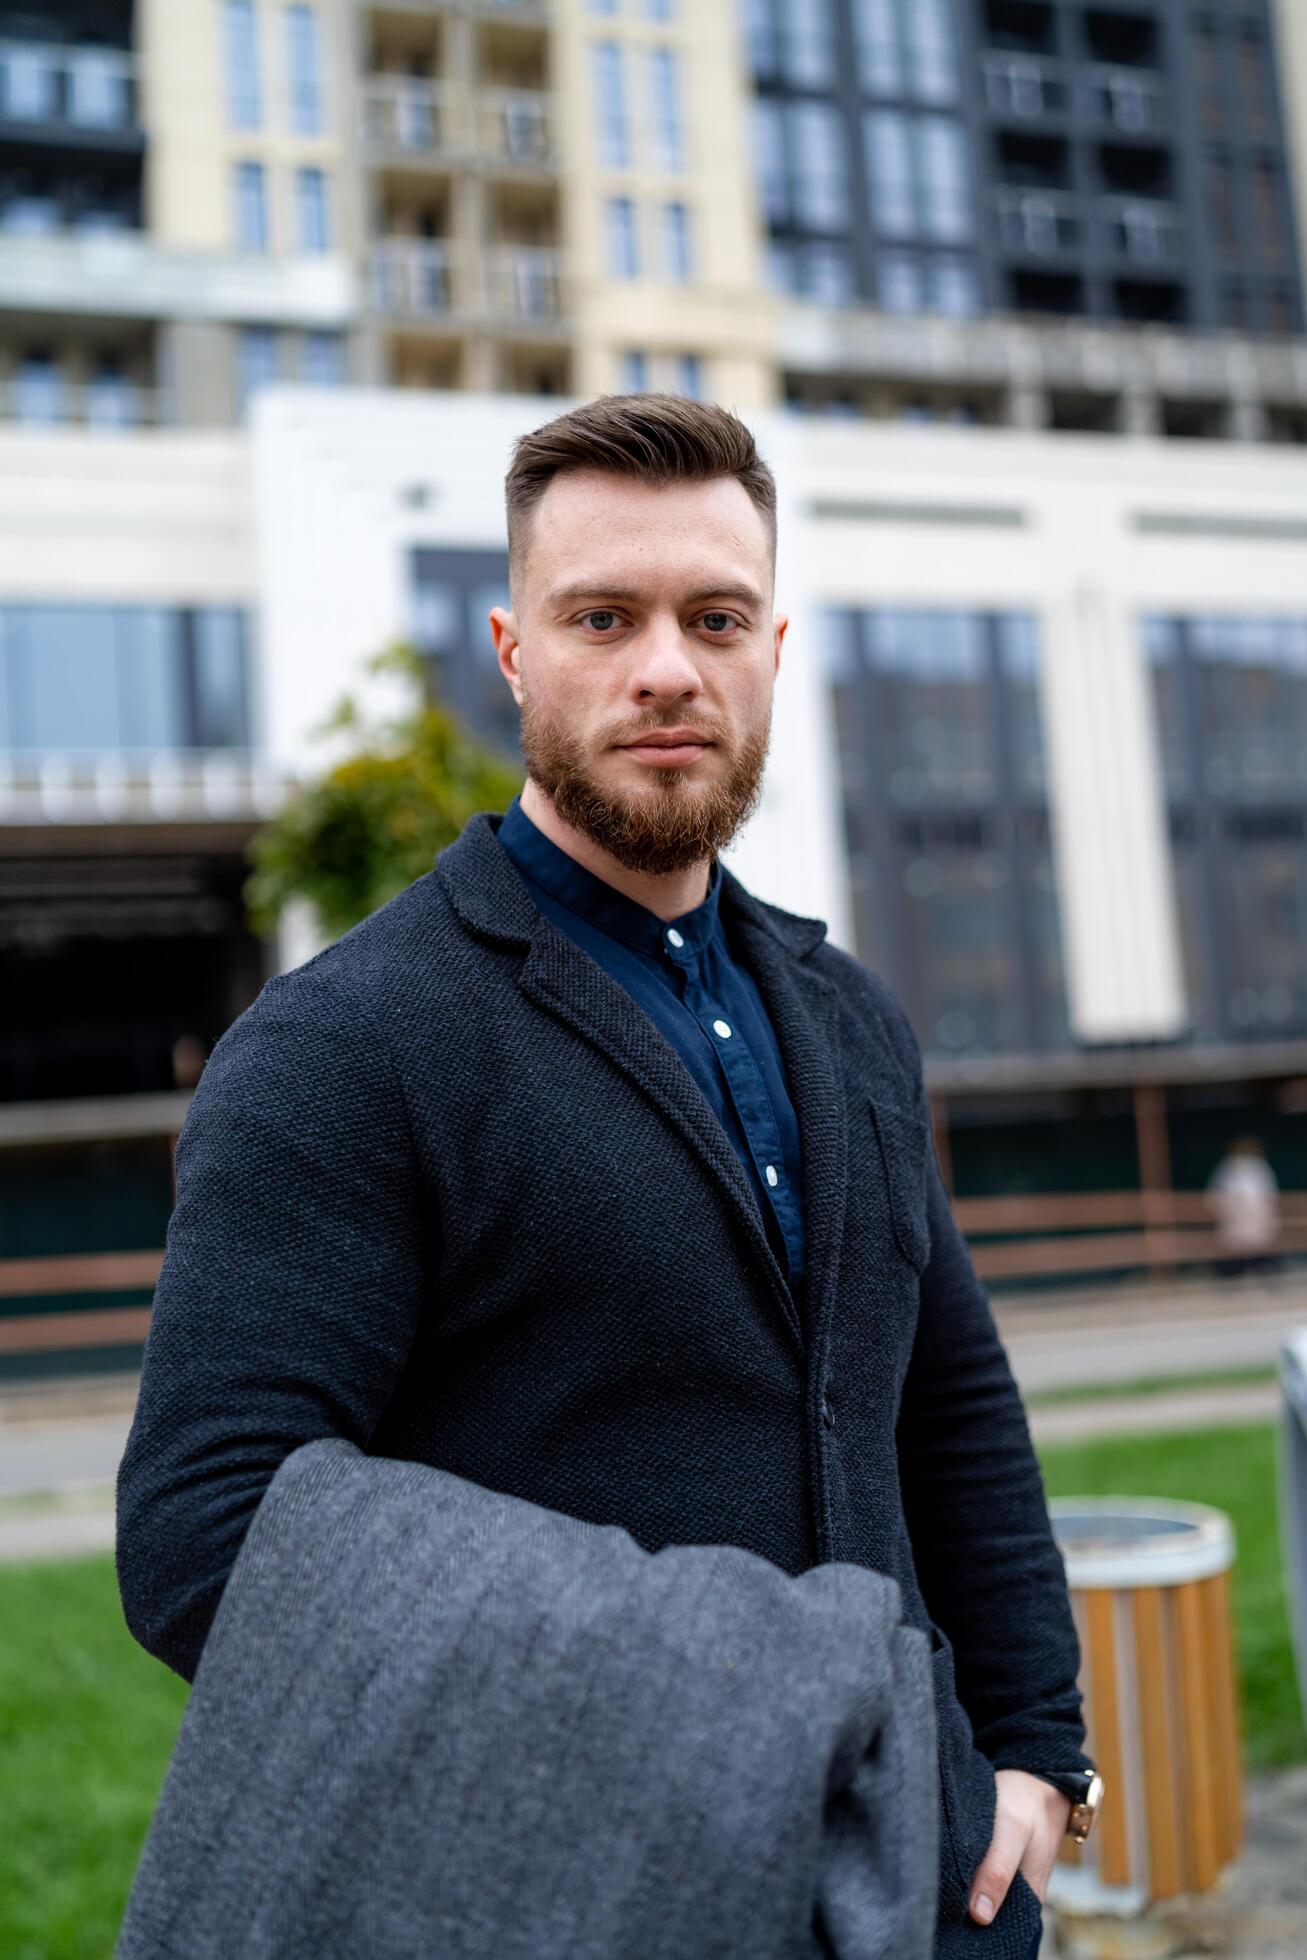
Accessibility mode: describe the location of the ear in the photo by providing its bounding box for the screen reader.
[772,612,789,677]
[489,605,524,706]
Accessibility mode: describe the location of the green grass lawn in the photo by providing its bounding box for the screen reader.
[0,1420,1302,1956]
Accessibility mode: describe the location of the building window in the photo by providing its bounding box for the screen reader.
[224,0,261,130]
[410,547,518,760]
[908,0,957,105]
[931,256,979,316]
[751,98,788,225]
[301,330,345,385]
[854,0,901,95]
[285,4,323,136]
[605,194,640,277]
[12,352,63,426]
[86,356,140,430]
[68,48,132,129]
[822,607,1066,1054]
[864,112,970,243]
[0,605,250,753]
[587,0,620,13]
[878,252,922,313]
[0,42,58,122]
[675,352,702,397]
[853,0,956,103]
[741,0,777,78]
[3,190,60,236]
[1145,614,1307,1039]
[620,350,649,390]
[591,41,630,168]
[803,240,854,302]
[784,0,837,88]
[647,46,684,173]
[233,160,268,252]
[237,326,279,412]
[295,165,329,252]
[662,199,693,281]
[790,100,848,231]
[644,0,674,18]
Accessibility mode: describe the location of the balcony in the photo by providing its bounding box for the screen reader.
[0,370,163,431]
[0,751,281,826]
[0,231,355,327]
[993,187,1081,257]
[1079,64,1169,136]
[0,39,140,148]
[981,53,1068,121]
[362,77,557,171]
[371,238,566,326]
[1098,195,1182,268]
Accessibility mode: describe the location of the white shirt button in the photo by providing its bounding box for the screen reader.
[666,928,684,949]
[712,1019,732,1039]
[765,1165,779,1188]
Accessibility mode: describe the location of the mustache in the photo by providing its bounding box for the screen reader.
[606,713,725,745]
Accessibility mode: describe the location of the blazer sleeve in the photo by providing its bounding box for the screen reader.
[115,965,429,1684]
[885,1005,1091,1779]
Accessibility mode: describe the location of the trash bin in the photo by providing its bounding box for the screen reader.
[1045,1498,1243,1918]
[1280,1329,1307,1727]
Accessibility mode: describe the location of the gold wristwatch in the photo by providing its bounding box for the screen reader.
[1037,1767,1105,1845]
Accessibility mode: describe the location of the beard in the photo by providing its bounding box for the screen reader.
[519,696,772,877]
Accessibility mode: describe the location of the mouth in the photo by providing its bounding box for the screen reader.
[617,730,714,769]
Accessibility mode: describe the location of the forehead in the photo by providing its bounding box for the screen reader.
[519,469,773,601]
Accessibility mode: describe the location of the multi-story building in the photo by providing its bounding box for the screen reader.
[5,0,1307,1367]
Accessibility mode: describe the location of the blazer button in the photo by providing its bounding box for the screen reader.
[821,1395,836,1430]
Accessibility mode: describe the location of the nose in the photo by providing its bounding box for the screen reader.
[626,616,704,706]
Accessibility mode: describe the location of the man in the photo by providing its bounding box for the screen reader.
[118,395,1098,1959]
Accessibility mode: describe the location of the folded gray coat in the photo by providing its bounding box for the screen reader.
[116,1437,939,1959]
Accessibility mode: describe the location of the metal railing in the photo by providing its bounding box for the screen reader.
[371,238,565,323]
[1098,195,1182,267]
[993,186,1081,256]
[362,76,556,169]
[0,377,163,431]
[981,52,1068,120]
[0,38,136,132]
[0,750,285,825]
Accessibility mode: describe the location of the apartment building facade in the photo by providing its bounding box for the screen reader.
[4,1,1307,1313]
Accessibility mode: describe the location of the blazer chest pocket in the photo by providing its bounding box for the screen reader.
[868,1098,932,1273]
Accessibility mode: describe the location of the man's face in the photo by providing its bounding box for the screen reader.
[490,469,787,876]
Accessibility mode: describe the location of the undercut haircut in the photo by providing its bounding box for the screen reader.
[504,393,777,594]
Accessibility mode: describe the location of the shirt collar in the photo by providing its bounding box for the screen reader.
[497,793,722,961]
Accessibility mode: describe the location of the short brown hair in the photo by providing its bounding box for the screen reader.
[504,393,777,590]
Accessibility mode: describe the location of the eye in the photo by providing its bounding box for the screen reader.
[699,612,739,635]
[581,609,621,633]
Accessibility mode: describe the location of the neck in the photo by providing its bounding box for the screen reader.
[518,776,711,922]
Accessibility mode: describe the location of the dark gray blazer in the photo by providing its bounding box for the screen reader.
[116,1437,940,1959]
[117,810,1086,1958]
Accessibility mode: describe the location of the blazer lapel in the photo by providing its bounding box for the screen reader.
[435,815,805,1358]
[721,876,850,1379]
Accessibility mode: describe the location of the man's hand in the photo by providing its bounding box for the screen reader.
[968,1769,1072,1926]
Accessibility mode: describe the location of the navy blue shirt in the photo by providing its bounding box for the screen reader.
[497,796,806,1293]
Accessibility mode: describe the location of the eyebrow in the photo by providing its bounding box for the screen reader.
[547,581,767,613]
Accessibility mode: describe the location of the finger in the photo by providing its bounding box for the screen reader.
[969,1806,1032,1925]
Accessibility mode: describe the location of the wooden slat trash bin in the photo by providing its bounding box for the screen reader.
[1045,1498,1243,1924]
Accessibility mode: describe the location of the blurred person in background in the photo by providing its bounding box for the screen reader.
[1207,1135,1280,1282]
[117,395,1100,1960]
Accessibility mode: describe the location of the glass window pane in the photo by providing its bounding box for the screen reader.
[853,0,902,94]
[741,0,777,78]
[908,0,958,104]
[194,610,249,748]
[117,610,184,749]
[224,0,261,129]
[864,111,914,237]
[805,241,854,302]
[789,100,847,230]
[591,42,629,168]
[662,199,693,281]
[930,255,979,315]
[605,194,640,276]
[234,160,268,251]
[648,46,684,173]
[286,4,322,136]
[783,0,836,87]
[869,609,994,804]
[878,251,922,312]
[9,606,120,750]
[295,166,329,251]
[675,352,702,397]
[69,49,131,128]
[13,354,64,425]
[1,43,58,121]
[917,117,971,243]
[301,330,345,385]
[751,98,787,226]
[237,327,279,412]
[621,349,649,391]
